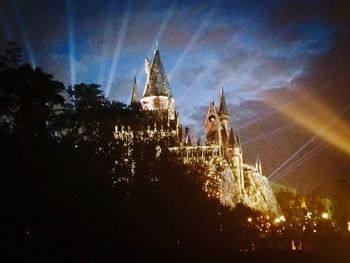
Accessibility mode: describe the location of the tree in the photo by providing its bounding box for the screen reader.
[332,178,350,230]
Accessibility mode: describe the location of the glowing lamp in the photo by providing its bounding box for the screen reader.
[322,212,329,219]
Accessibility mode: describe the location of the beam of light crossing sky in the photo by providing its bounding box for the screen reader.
[272,94,350,157]
[268,102,350,180]
[168,12,212,82]
[176,63,217,104]
[105,0,132,97]
[242,124,291,145]
[11,0,36,68]
[270,142,328,182]
[66,0,76,87]
[98,1,119,88]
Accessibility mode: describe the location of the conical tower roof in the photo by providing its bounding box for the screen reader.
[228,127,236,147]
[235,127,241,146]
[219,86,228,115]
[143,48,172,98]
[130,75,138,105]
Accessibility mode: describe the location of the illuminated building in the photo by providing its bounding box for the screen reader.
[114,47,279,214]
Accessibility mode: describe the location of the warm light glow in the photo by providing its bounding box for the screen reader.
[274,218,280,223]
[347,222,350,232]
[307,212,312,218]
[265,90,350,158]
[247,217,252,222]
[322,212,329,219]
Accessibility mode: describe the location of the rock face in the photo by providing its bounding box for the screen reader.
[203,157,280,215]
[241,164,280,214]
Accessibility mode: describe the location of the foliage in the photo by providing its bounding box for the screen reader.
[1,42,349,260]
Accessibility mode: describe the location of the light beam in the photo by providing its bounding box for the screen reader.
[270,142,327,182]
[105,0,132,97]
[168,12,212,82]
[11,0,36,68]
[268,101,350,180]
[66,0,76,87]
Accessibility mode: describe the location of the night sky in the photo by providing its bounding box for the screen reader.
[1,0,349,193]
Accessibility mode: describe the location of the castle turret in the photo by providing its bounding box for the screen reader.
[235,127,241,148]
[231,126,244,193]
[256,153,262,175]
[218,86,230,136]
[130,75,138,105]
[140,47,174,114]
[204,101,221,145]
[228,127,236,148]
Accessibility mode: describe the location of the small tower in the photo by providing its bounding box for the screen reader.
[218,86,230,138]
[140,47,174,112]
[185,132,192,146]
[140,47,177,133]
[204,101,221,146]
[130,75,138,105]
[228,127,236,148]
[231,126,244,193]
[256,153,262,175]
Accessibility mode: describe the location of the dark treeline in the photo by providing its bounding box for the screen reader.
[1,43,350,261]
[0,43,258,261]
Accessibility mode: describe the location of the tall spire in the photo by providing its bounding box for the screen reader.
[256,153,262,174]
[235,126,241,147]
[130,75,138,105]
[228,127,236,147]
[219,85,228,115]
[143,48,172,98]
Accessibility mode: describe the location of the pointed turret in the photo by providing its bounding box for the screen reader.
[142,48,172,98]
[228,127,236,147]
[204,101,220,134]
[218,86,230,140]
[218,86,228,115]
[235,127,241,147]
[130,75,138,105]
[256,153,262,174]
[204,101,221,145]
[185,132,192,146]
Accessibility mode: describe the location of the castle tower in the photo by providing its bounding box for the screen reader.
[228,127,236,147]
[231,127,244,193]
[140,47,174,118]
[218,86,230,142]
[204,101,221,146]
[256,154,262,175]
[130,75,138,105]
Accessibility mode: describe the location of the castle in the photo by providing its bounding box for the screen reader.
[114,47,279,214]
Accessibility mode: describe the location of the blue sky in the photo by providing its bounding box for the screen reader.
[1,0,349,192]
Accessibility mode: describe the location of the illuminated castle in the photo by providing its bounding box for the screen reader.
[115,47,279,214]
